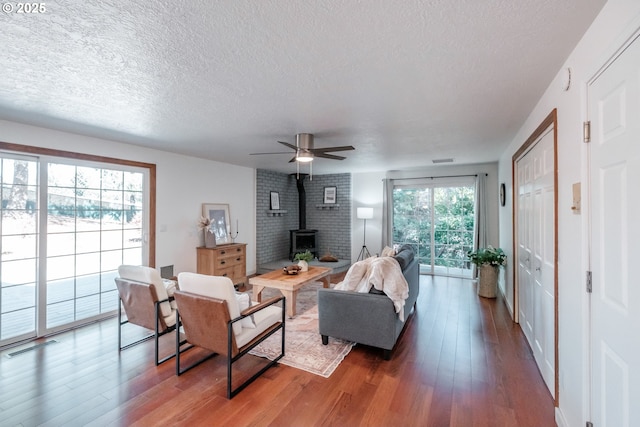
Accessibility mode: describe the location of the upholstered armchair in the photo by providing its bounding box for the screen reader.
[175,272,285,398]
[115,265,181,365]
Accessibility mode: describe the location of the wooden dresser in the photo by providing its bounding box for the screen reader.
[196,243,247,287]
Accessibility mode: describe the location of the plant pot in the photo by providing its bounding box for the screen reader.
[297,260,309,272]
[204,230,217,248]
[478,264,498,298]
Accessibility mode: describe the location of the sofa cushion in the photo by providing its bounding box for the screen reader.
[393,245,415,270]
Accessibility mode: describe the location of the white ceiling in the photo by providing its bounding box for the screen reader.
[0,0,606,174]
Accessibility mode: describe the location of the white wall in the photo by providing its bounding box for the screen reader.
[497,1,640,425]
[351,163,499,261]
[0,120,257,275]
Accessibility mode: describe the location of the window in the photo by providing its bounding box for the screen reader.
[392,178,475,278]
[0,142,155,347]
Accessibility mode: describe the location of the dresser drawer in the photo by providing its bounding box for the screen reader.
[215,252,244,268]
[216,246,245,257]
[216,264,245,281]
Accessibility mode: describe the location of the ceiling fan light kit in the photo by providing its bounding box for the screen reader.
[296,156,312,180]
[295,135,314,162]
[296,153,314,162]
[251,133,355,164]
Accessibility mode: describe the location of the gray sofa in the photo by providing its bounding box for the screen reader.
[317,245,419,359]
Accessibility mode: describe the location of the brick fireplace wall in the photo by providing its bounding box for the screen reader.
[256,169,351,266]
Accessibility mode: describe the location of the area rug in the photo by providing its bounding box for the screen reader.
[248,281,354,378]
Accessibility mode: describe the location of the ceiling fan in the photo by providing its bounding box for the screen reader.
[251,133,355,163]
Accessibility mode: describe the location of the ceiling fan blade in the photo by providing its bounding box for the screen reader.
[314,152,346,160]
[278,141,298,151]
[310,145,355,153]
[252,136,353,162]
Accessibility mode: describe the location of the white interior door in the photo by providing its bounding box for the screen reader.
[516,127,556,398]
[588,33,640,427]
[517,149,534,339]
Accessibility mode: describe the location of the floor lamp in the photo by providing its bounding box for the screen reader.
[356,207,374,261]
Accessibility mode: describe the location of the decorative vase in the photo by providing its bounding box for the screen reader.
[204,230,217,248]
[297,260,309,272]
[478,264,498,298]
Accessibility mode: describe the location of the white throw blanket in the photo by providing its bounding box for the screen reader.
[334,256,409,320]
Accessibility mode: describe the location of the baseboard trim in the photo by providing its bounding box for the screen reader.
[497,284,515,321]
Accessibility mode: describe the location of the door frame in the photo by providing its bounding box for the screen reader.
[511,109,559,406]
[0,141,157,348]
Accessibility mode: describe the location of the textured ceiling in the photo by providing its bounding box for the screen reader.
[0,0,606,174]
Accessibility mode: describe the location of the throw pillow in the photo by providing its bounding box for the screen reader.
[162,278,177,297]
[393,246,415,270]
[234,292,256,328]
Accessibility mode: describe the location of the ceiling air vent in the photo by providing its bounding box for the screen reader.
[432,158,454,164]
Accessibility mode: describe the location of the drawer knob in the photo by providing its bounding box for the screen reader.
[222,273,227,277]
[221,260,225,265]
[221,250,226,255]
[236,257,241,261]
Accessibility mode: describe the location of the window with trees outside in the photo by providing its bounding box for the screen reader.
[392,178,475,278]
[0,144,154,348]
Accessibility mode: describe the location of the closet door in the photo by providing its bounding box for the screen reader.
[517,149,534,342]
[515,126,556,398]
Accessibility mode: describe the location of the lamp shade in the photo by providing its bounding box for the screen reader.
[357,207,374,219]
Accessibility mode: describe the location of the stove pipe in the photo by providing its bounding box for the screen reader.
[296,174,306,230]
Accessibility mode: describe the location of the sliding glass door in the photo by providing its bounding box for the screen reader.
[1,156,39,343]
[0,150,150,347]
[392,178,475,277]
[45,162,145,331]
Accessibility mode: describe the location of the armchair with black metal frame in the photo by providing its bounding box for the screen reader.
[174,272,285,399]
[115,265,190,365]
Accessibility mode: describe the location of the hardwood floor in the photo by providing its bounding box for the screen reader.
[0,275,556,427]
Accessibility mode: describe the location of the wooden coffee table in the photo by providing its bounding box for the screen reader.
[250,266,332,318]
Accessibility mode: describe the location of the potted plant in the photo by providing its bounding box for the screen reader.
[294,250,314,272]
[467,246,506,298]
